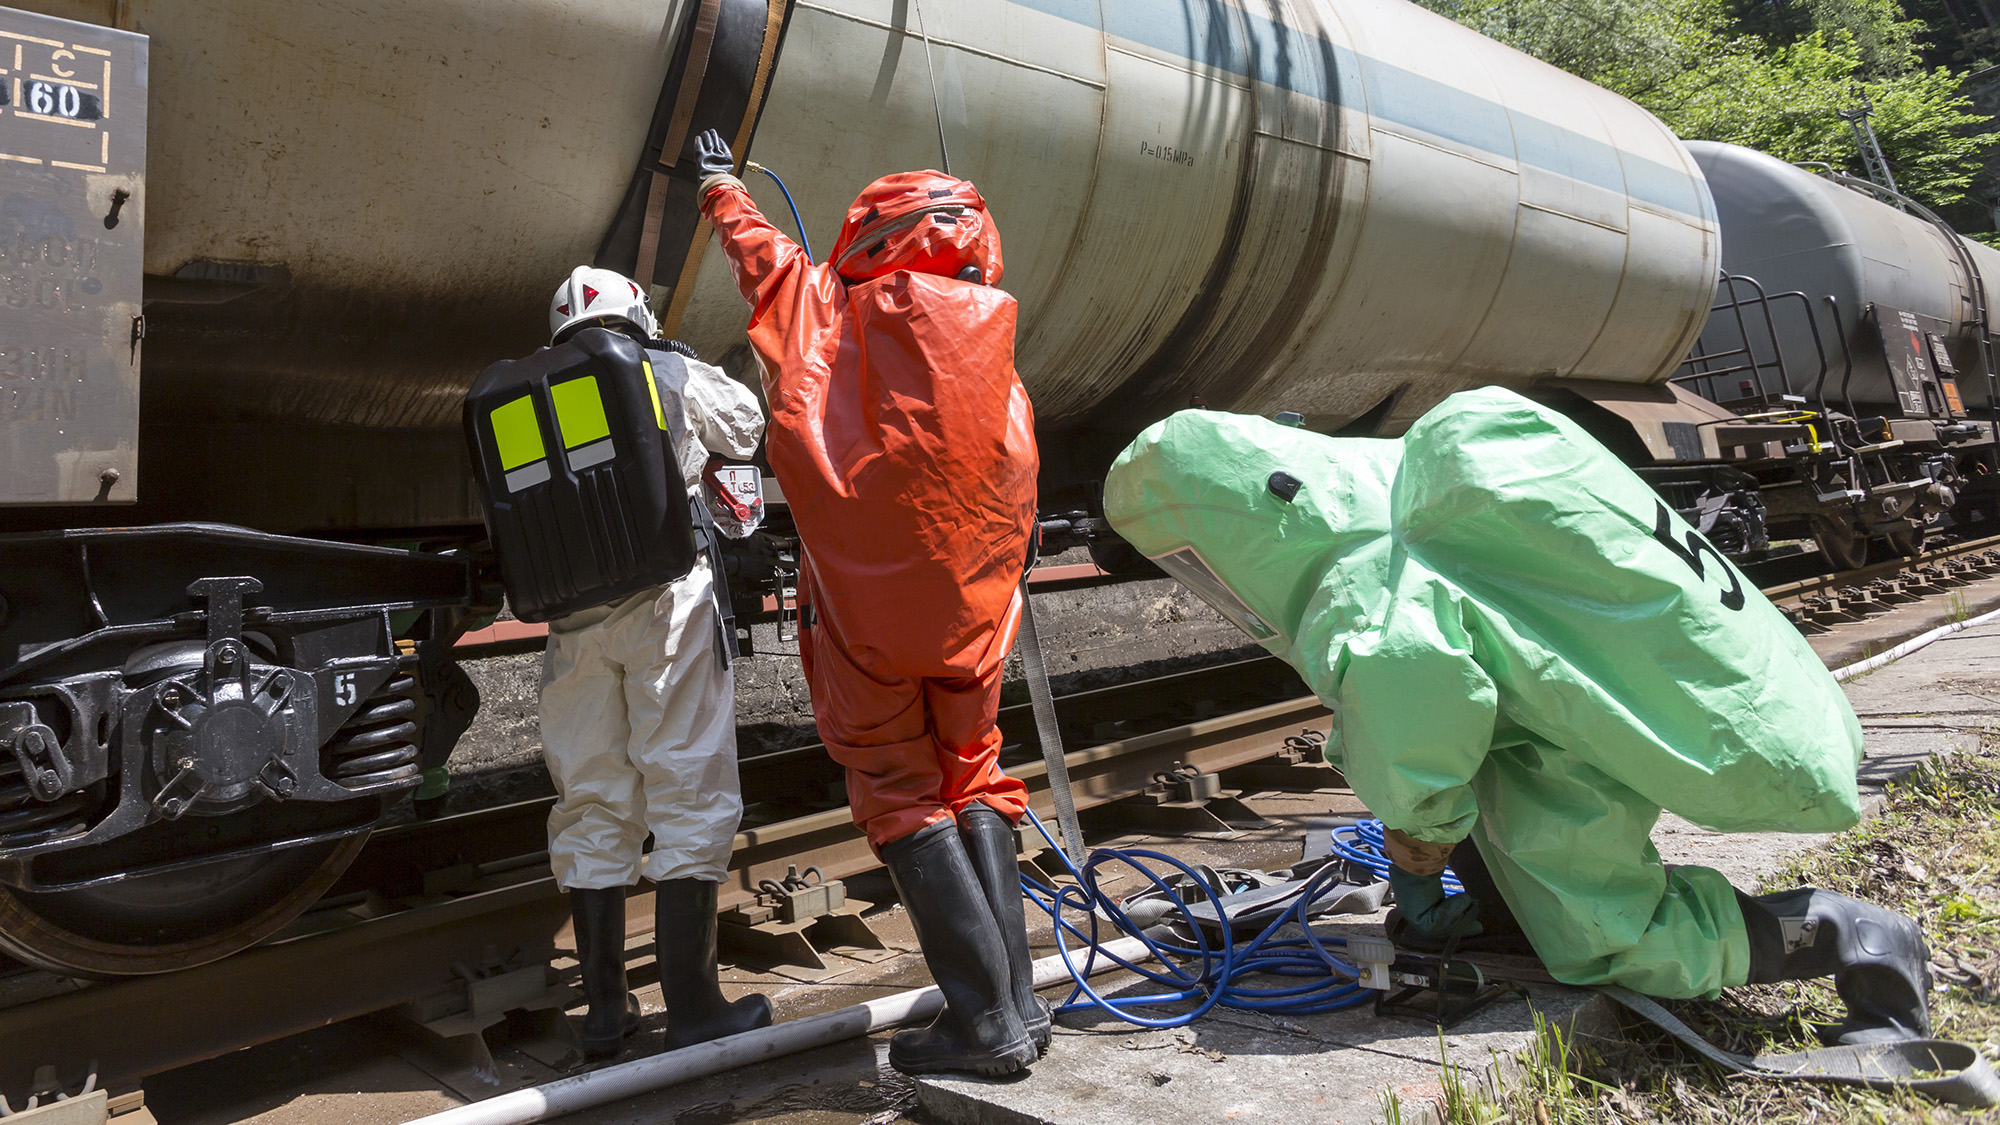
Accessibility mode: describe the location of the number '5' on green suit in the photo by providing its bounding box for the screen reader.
[1103,387,1864,997]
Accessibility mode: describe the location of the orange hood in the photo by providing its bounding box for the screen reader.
[828,171,1004,285]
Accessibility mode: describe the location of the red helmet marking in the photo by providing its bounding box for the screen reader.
[556,303,570,316]
[582,284,600,306]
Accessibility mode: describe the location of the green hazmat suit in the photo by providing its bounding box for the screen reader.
[1103,387,1864,998]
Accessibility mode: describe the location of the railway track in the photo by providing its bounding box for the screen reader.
[1764,534,2000,630]
[0,654,1325,1100]
[8,538,2000,1105]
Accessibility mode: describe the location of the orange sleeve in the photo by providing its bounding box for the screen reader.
[700,181,810,319]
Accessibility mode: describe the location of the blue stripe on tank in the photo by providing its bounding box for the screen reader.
[1001,0,1712,222]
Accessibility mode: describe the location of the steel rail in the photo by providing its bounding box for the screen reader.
[1762,533,2000,609]
[0,686,1325,1094]
[321,652,1302,907]
[0,880,571,1099]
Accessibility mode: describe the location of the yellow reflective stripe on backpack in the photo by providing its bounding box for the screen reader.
[491,396,544,471]
[642,358,666,430]
[491,395,553,492]
[550,376,612,449]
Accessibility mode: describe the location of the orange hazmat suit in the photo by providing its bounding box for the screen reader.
[701,170,1036,848]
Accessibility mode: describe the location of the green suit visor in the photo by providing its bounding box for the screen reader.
[1150,545,1283,643]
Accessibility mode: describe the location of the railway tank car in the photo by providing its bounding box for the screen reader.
[0,0,1960,978]
[1671,140,2000,567]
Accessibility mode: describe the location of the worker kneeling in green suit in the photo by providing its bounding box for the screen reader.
[1103,387,1929,1045]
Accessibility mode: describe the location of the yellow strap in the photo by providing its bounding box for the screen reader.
[660,0,723,171]
[635,171,673,291]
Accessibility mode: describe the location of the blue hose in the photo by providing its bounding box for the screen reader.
[1018,809,1370,1027]
[1017,810,1465,1027]
[1328,818,1462,893]
[750,164,813,264]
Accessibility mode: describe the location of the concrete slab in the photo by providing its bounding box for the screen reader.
[918,975,1606,1125]
[915,613,2000,1125]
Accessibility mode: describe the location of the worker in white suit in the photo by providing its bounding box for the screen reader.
[540,265,772,1059]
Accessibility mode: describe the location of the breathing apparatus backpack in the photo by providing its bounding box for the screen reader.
[463,327,697,622]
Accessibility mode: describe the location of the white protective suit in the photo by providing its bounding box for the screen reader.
[541,350,765,889]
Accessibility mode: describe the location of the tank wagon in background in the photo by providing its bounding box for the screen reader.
[0,0,1990,979]
[1672,141,2000,569]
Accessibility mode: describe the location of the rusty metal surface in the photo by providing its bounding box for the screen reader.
[0,6,145,505]
[725,695,1330,906]
[1762,533,2000,611]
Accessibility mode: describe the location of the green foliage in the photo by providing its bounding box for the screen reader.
[1900,0,2000,71]
[1732,0,1925,74]
[1415,0,2000,218]
[1648,31,1999,209]
[1417,0,1705,94]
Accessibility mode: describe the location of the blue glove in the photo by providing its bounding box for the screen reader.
[694,129,735,180]
[1388,864,1482,948]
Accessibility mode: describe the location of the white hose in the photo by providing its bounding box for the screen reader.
[402,936,1155,1125]
[1831,605,2000,681]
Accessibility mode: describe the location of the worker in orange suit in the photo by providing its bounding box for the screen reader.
[694,128,1045,1078]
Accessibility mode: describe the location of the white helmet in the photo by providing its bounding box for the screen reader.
[548,265,658,344]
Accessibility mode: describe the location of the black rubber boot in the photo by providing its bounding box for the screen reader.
[1737,887,1932,1044]
[881,819,1037,1077]
[569,886,642,1059]
[959,804,1053,1055]
[655,878,774,1050]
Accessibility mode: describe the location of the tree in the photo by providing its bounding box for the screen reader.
[1416,0,1999,221]
[1647,30,1998,210]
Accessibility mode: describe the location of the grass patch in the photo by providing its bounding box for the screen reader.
[1442,735,2000,1124]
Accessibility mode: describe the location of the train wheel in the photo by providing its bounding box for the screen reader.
[1811,518,1870,570]
[1882,526,1925,558]
[0,833,367,977]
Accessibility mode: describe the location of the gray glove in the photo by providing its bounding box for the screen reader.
[694,129,735,180]
[1388,865,1482,949]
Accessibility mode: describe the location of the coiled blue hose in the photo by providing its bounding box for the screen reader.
[1017,810,1464,1027]
[747,163,813,264]
[1018,810,1356,1026]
